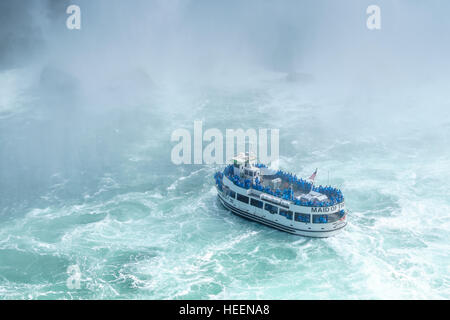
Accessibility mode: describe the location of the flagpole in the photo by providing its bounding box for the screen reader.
[308,168,317,194]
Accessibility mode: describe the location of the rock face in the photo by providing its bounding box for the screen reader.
[39,66,80,93]
[37,66,81,112]
[285,72,314,84]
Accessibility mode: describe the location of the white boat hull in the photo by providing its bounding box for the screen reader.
[217,188,347,238]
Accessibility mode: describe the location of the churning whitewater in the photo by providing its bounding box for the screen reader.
[1,74,449,299]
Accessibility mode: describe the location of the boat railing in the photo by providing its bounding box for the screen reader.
[217,165,344,207]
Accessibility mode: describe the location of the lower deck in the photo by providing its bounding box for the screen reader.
[217,186,347,238]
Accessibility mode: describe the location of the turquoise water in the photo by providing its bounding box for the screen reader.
[1,71,449,299]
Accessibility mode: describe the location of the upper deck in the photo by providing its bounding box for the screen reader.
[218,154,344,209]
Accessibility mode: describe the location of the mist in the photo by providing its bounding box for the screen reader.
[1,0,450,213]
[2,0,450,300]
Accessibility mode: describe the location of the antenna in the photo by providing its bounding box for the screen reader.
[247,140,257,163]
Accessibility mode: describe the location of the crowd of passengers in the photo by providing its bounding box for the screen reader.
[214,171,224,192]
[220,165,344,207]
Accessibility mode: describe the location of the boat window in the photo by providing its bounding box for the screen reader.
[327,211,344,223]
[250,198,263,209]
[279,209,293,220]
[229,190,236,199]
[313,215,328,224]
[224,187,232,198]
[237,193,249,204]
[264,203,278,214]
[295,212,310,223]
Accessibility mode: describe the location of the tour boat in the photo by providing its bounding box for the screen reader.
[214,153,347,237]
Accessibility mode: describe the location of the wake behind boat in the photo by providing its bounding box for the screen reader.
[214,153,347,237]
